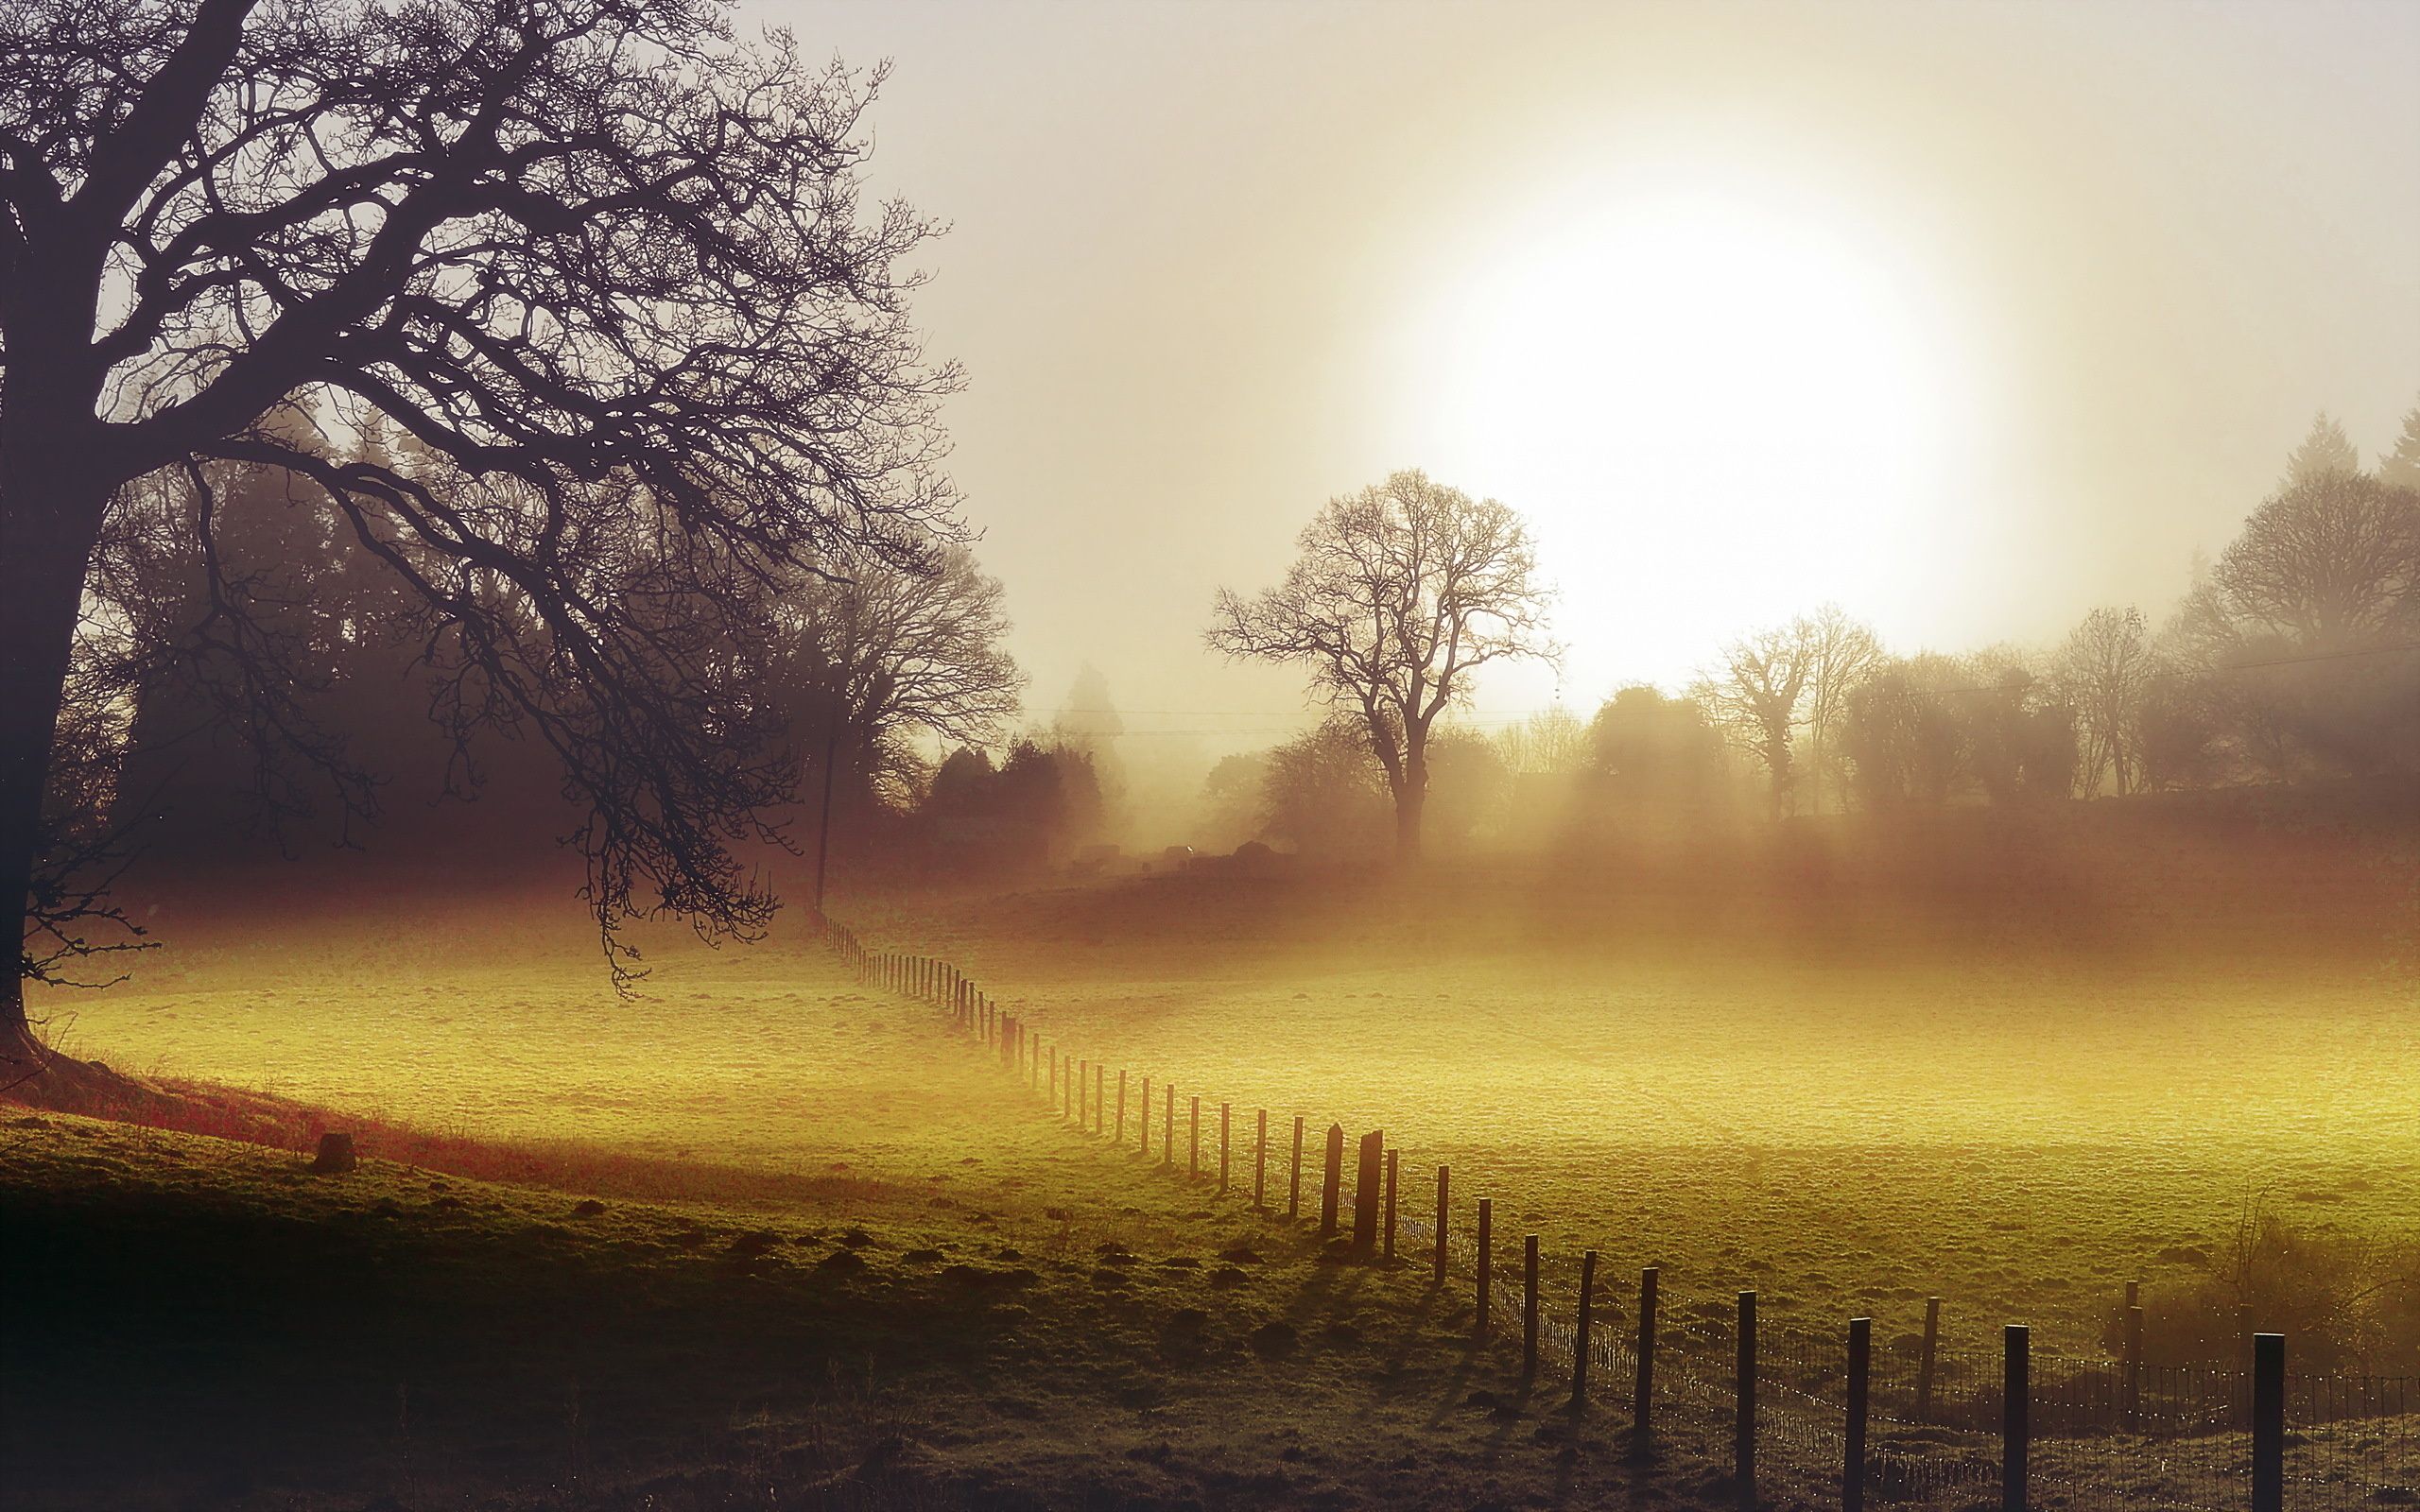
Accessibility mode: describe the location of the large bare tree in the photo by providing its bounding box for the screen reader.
[1206,470,1554,859]
[0,0,960,1070]
[2205,472,2419,648]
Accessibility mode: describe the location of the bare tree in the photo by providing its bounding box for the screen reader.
[765,544,1023,902]
[1797,604,1884,814]
[2057,606,2156,796]
[1,1,959,1066]
[1693,621,1813,817]
[1491,707,1591,776]
[2207,472,2420,648]
[1206,470,1554,858]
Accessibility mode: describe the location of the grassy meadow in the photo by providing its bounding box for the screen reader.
[9,790,2416,1506]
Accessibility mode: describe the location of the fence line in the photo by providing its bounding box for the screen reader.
[814,919,2415,1512]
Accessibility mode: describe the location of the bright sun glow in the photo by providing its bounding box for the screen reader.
[1392,167,1992,701]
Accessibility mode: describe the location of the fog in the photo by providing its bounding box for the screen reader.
[786,0,2420,743]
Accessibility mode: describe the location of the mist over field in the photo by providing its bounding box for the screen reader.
[3,3,2416,1511]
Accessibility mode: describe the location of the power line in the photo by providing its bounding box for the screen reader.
[1059,640,2420,732]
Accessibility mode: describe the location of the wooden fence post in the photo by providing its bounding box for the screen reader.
[1846,1316,1871,1512]
[2003,1324,2029,1512]
[2252,1332,2284,1512]
[1351,1130,1382,1255]
[1319,1123,1344,1238]
[1254,1108,1268,1209]
[1523,1237,1541,1379]
[1634,1266,1659,1436]
[1075,1057,1085,1123]
[1288,1115,1304,1218]
[1188,1095,1200,1178]
[1094,1064,1104,1134]
[1219,1102,1231,1192]
[1433,1165,1449,1283]
[1138,1076,1150,1155]
[2119,1286,2139,1422]
[1046,1045,1056,1105]
[1736,1291,1756,1503]
[1383,1149,1399,1262]
[1476,1199,1493,1341]
[1163,1085,1174,1168]
[1572,1249,1598,1412]
[1116,1071,1128,1144]
[1918,1297,1940,1424]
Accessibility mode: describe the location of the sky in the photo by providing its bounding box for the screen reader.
[764,0,2420,755]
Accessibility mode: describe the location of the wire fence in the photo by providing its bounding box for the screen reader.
[819,920,2417,1512]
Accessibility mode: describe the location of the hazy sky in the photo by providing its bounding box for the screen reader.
[770,0,2420,751]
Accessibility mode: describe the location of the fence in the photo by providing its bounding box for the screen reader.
[817,919,2415,1512]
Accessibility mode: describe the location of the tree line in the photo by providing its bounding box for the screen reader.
[1204,412,2419,857]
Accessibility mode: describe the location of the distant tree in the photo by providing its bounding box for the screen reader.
[1197,750,1274,851]
[1954,647,2075,804]
[1258,719,1392,856]
[767,546,1023,817]
[1693,621,1813,816]
[2377,403,2420,494]
[1797,605,1885,814]
[3,1,959,1060]
[2206,473,2420,647]
[1050,663,1128,831]
[916,738,1103,867]
[1490,707,1592,776]
[2283,412,2363,488]
[1586,686,1730,828]
[1207,470,1555,859]
[2135,666,2226,791]
[1053,664,1126,752]
[1841,655,1966,810]
[2057,607,2157,796]
[1421,728,1512,849]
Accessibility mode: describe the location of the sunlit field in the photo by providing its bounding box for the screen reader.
[42,795,2420,1374]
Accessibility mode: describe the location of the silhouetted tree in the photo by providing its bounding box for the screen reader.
[1841,655,1966,810]
[1694,621,1813,816]
[1798,605,1884,814]
[1197,750,1274,851]
[1206,470,1555,859]
[916,738,1104,868]
[1954,648,2075,804]
[2283,412,2362,488]
[1586,686,1730,826]
[767,546,1022,816]
[2379,403,2420,494]
[2058,607,2156,796]
[2,0,959,1058]
[2205,472,2419,647]
[1257,719,1392,856]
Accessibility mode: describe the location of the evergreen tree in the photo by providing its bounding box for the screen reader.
[2284,412,2362,486]
[2379,403,2420,493]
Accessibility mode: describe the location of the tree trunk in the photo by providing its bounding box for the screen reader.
[1,417,116,1068]
[1393,751,1427,862]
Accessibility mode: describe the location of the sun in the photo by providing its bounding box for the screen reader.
[1388,168,1986,696]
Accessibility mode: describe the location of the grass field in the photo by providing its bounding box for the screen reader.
[10,919,1741,1511]
[10,794,2416,1504]
[844,800,2420,1360]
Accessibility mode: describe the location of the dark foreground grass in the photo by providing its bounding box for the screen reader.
[3,1089,1757,1511]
